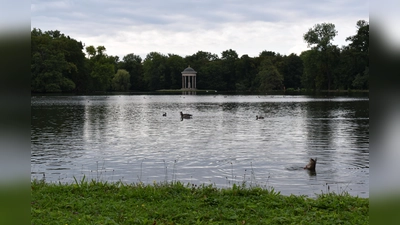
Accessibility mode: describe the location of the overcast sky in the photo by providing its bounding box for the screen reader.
[31,0,369,60]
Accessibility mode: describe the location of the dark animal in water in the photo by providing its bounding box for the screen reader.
[180,111,192,119]
[256,115,264,120]
[304,158,317,170]
[163,112,167,116]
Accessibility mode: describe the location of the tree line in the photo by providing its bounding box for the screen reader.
[31,20,368,93]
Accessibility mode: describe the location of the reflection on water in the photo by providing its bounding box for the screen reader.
[31,94,369,197]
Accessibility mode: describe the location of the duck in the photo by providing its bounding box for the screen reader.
[304,158,317,170]
[180,111,192,119]
[256,115,264,120]
[163,112,167,117]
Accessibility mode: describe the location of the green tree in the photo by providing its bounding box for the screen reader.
[166,54,186,89]
[332,48,355,90]
[197,61,226,90]
[352,67,369,89]
[142,52,167,91]
[331,20,369,90]
[85,46,96,58]
[346,20,369,90]
[282,53,303,89]
[184,51,219,89]
[119,53,144,91]
[184,51,219,71]
[258,51,285,87]
[235,54,257,91]
[85,45,115,91]
[253,58,283,91]
[31,29,85,93]
[112,69,131,91]
[346,20,369,53]
[300,50,319,90]
[303,23,338,90]
[221,49,239,91]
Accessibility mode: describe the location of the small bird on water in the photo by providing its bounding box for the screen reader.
[180,111,192,119]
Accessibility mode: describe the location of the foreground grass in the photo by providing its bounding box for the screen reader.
[31,178,368,224]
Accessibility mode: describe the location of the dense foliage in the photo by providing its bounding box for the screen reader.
[31,20,368,93]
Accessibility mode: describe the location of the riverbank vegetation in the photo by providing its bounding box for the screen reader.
[31,20,368,94]
[31,178,368,224]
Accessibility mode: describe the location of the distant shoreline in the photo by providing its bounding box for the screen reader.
[31,89,369,95]
[156,89,217,92]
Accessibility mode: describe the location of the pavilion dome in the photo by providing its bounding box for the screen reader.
[182,66,197,74]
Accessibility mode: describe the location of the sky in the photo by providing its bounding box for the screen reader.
[31,0,369,60]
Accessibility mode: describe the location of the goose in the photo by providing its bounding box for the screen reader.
[163,112,167,117]
[256,115,264,120]
[180,112,192,119]
[304,158,317,170]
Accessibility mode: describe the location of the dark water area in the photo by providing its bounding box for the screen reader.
[31,94,369,198]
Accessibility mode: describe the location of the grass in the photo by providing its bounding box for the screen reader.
[31,178,369,224]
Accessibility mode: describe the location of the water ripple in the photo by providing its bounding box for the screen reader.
[31,95,369,197]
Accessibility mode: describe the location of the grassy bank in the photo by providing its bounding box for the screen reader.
[31,178,368,224]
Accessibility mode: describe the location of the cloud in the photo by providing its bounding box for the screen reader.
[31,0,369,59]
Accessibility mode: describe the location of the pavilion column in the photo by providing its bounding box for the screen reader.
[181,66,197,90]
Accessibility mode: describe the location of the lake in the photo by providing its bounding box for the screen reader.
[31,94,369,198]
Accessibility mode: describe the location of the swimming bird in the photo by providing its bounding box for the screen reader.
[180,111,192,119]
[256,115,264,120]
[304,158,317,170]
[163,112,167,117]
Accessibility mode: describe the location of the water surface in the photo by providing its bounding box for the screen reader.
[31,94,369,197]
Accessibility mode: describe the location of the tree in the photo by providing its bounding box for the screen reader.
[259,50,277,58]
[304,23,338,51]
[112,69,131,91]
[166,54,186,89]
[332,48,354,90]
[85,45,115,91]
[142,52,167,90]
[197,61,226,90]
[235,54,257,91]
[352,67,369,89]
[119,53,144,91]
[303,23,338,90]
[31,29,85,93]
[253,58,283,91]
[184,51,219,70]
[346,20,369,90]
[282,53,303,89]
[221,49,239,91]
[300,50,319,90]
[85,46,96,58]
[184,51,219,89]
[346,20,369,53]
